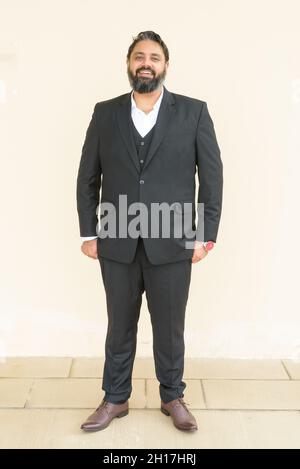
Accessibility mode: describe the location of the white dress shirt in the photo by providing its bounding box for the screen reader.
[82,87,164,241]
[130,86,164,137]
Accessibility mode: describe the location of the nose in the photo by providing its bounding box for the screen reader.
[140,59,153,70]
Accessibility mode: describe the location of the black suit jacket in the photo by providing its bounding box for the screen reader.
[76,86,223,264]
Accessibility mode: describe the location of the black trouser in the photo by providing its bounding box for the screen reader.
[98,236,192,404]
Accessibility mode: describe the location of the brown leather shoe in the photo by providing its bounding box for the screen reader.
[80,398,129,432]
[161,397,198,431]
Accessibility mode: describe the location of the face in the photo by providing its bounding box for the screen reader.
[127,40,169,93]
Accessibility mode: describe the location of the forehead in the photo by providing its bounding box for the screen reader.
[131,40,164,57]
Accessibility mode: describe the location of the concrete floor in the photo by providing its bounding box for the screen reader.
[0,357,300,448]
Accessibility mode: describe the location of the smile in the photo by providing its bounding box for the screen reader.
[138,71,153,77]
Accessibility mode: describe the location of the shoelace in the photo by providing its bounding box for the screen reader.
[172,398,190,412]
[96,399,110,411]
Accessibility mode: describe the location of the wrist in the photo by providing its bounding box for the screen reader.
[81,236,98,242]
[203,241,215,252]
[195,240,215,252]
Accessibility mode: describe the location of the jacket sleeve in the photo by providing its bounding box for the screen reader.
[195,102,223,243]
[76,103,102,237]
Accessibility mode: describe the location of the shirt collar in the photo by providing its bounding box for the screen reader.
[131,86,164,111]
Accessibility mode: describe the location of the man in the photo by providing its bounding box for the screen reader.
[77,31,223,433]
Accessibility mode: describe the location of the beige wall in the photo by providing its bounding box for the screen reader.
[1,0,299,358]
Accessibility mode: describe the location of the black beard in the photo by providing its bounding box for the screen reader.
[127,67,166,94]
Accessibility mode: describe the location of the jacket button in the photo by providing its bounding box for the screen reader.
[140,180,144,184]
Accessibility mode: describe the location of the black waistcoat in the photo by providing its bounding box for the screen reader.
[130,117,156,171]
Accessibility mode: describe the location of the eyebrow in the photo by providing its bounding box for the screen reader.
[133,52,162,58]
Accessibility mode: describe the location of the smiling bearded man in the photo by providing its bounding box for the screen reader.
[77,30,223,433]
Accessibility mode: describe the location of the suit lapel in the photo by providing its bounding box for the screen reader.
[116,85,176,173]
[116,92,140,173]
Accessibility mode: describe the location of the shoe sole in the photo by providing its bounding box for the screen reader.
[81,409,129,432]
[160,407,198,431]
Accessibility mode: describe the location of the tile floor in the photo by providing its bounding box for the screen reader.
[0,357,300,448]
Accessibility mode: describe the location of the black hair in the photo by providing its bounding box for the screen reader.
[127,31,169,62]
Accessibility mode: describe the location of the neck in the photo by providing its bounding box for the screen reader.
[133,86,163,110]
